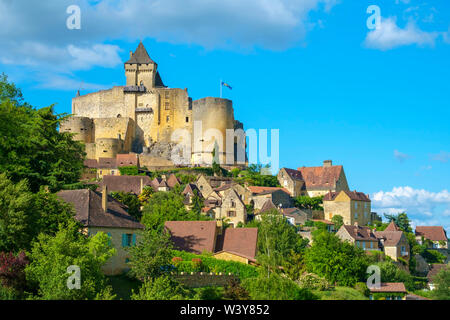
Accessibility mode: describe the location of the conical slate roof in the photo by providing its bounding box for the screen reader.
[125,42,156,65]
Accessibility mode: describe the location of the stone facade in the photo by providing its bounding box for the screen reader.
[323,191,372,226]
[213,188,247,227]
[60,42,245,165]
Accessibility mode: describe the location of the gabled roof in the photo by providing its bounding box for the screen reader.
[427,264,447,281]
[158,180,169,188]
[247,186,291,196]
[297,165,343,190]
[369,282,407,293]
[260,199,278,213]
[415,226,448,241]
[164,221,217,254]
[57,189,143,229]
[374,230,404,247]
[281,168,304,181]
[385,221,400,231]
[340,225,378,241]
[182,183,201,196]
[125,42,156,65]
[323,190,370,202]
[166,174,180,188]
[101,175,151,195]
[215,228,258,261]
[116,153,139,167]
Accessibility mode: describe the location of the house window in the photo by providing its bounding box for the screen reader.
[354,202,357,209]
[356,241,360,247]
[231,200,236,208]
[362,242,366,249]
[227,211,236,217]
[186,117,189,123]
[354,212,358,219]
[111,170,115,175]
[166,116,170,122]
[122,233,136,247]
[370,242,374,249]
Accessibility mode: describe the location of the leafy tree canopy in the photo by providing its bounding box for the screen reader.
[294,195,324,211]
[383,212,412,233]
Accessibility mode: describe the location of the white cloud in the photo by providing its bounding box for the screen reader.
[364,17,439,50]
[372,186,450,233]
[393,149,411,162]
[430,151,450,163]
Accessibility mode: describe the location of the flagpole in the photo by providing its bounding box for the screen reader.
[220,78,222,98]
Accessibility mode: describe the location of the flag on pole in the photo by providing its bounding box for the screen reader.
[221,81,232,90]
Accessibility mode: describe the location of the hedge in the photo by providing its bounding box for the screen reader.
[171,250,258,279]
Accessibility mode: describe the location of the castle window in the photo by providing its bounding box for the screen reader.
[186,117,189,123]
[166,116,170,122]
[117,114,121,118]
[165,102,170,110]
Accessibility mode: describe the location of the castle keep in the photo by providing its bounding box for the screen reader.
[60,42,244,166]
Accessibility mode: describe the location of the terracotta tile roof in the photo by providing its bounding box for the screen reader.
[323,190,370,202]
[158,180,169,188]
[247,186,291,196]
[282,168,304,181]
[215,228,258,261]
[101,175,151,195]
[164,221,217,254]
[166,174,181,188]
[203,176,234,188]
[385,221,400,231]
[374,230,404,247]
[415,226,448,241]
[297,165,343,190]
[341,225,378,241]
[116,153,139,167]
[57,189,143,229]
[369,282,407,293]
[98,158,117,169]
[84,159,98,169]
[182,183,201,196]
[427,264,447,281]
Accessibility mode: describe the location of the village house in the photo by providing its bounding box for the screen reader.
[297,160,349,197]
[277,168,306,197]
[148,173,181,192]
[164,221,258,264]
[97,157,120,179]
[100,175,152,195]
[369,283,407,300]
[196,175,234,199]
[57,187,144,275]
[182,183,202,209]
[247,186,292,212]
[415,226,448,249]
[259,199,310,226]
[336,223,380,251]
[213,186,247,227]
[323,190,372,226]
[374,221,410,262]
[116,153,140,167]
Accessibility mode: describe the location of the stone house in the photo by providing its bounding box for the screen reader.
[277,168,306,197]
[97,157,120,179]
[426,264,448,290]
[247,186,292,212]
[323,190,372,226]
[415,226,448,249]
[336,224,380,251]
[57,187,144,275]
[164,221,258,264]
[116,153,140,168]
[182,183,202,209]
[297,160,349,197]
[196,175,234,199]
[213,187,247,228]
[374,222,410,262]
[259,199,309,226]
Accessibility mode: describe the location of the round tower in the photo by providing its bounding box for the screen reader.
[59,116,94,143]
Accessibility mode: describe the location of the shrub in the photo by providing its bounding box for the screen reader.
[0,284,17,300]
[0,251,29,294]
[172,257,183,266]
[296,273,330,291]
[354,282,370,297]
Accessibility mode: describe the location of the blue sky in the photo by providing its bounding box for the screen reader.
[0,0,449,231]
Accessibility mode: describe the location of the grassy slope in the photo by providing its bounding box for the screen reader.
[313,287,369,300]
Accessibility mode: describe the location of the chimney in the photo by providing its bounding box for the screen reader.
[140,178,144,194]
[323,160,332,167]
[129,51,133,59]
[102,185,108,212]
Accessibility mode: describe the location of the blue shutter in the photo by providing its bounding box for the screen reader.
[122,234,127,247]
[132,234,136,246]
[107,233,112,246]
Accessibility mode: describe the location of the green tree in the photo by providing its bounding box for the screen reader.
[127,229,174,280]
[293,195,324,210]
[131,275,189,300]
[305,231,369,286]
[190,190,204,215]
[242,272,316,300]
[118,166,145,176]
[331,215,344,231]
[0,174,75,253]
[0,73,24,106]
[25,220,116,300]
[383,212,412,233]
[431,265,450,300]
[110,191,142,221]
[255,210,308,276]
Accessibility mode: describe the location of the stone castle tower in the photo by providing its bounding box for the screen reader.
[60,42,245,166]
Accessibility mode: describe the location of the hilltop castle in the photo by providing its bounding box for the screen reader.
[60,42,245,167]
